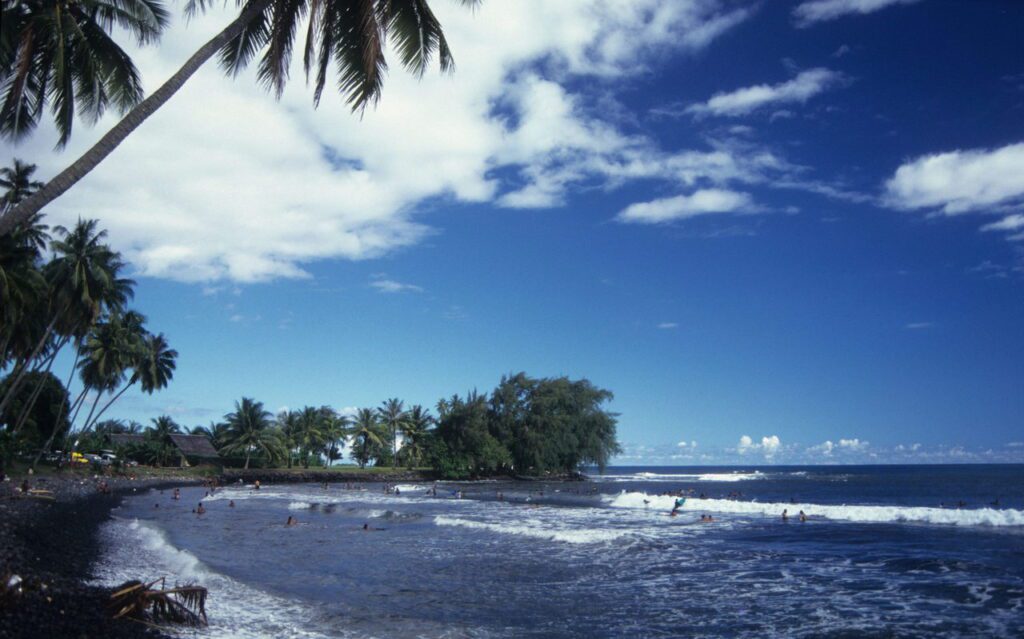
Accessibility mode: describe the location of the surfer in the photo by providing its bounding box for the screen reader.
[670,497,685,517]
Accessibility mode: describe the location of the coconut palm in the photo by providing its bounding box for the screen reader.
[295,405,325,468]
[377,397,408,468]
[275,409,301,468]
[81,331,177,433]
[221,397,282,469]
[146,414,180,466]
[349,407,383,468]
[0,159,45,212]
[399,404,432,467]
[0,0,170,146]
[321,409,350,466]
[0,0,480,237]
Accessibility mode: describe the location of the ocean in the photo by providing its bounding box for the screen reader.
[93,465,1024,638]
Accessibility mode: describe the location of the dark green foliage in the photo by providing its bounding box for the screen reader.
[0,370,70,450]
[428,373,620,479]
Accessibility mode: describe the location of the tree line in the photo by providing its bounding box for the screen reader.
[69,373,621,478]
[1,164,177,470]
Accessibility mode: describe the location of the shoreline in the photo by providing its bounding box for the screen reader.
[0,473,201,639]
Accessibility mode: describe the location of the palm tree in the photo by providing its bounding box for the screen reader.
[0,0,170,146]
[275,409,301,468]
[146,414,180,466]
[0,159,45,212]
[349,408,383,468]
[221,397,281,469]
[0,0,479,237]
[321,409,350,466]
[377,398,408,468]
[81,331,177,432]
[295,405,325,468]
[399,404,433,467]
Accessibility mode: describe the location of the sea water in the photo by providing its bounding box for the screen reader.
[93,465,1024,638]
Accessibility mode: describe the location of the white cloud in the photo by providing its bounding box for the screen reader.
[658,322,679,329]
[982,214,1024,240]
[617,189,752,224]
[810,440,835,456]
[14,1,757,283]
[884,142,1024,215]
[370,277,423,294]
[838,438,868,451]
[793,0,922,27]
[687,68,844,117]
[737,434,782,458]
[676,440,697,449]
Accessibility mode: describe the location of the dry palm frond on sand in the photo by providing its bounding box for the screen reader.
[109,578,207,627]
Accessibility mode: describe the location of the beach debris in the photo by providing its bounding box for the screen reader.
[108,578,208,627]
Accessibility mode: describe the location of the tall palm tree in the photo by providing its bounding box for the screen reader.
[221,397,281,469]
[276,409,301,468]
[80,330,176,433]
[349,407,383,468]
[0,0,170,146]
[377,397,408,468]
[146,414,180,466]
[295,405,325,468]
[399,404,433,467]
[321,409,350,466]
[0,159,45,212]
[0,0,480,237]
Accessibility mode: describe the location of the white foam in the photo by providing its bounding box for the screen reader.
[605,491,1024,527]
[593,471,767,482]
[93,519,346,639]
[434,515,629,544]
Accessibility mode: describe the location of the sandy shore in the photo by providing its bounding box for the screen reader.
[0,472,201,639]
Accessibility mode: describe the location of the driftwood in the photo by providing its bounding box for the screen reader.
[109,578,207,627]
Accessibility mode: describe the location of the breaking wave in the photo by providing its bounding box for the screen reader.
[434,515,630,545]
[605,491,1024,527]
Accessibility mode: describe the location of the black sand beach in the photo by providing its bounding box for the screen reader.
[0,473,195,639]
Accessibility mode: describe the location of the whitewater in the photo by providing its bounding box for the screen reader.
[92,465,1024,638]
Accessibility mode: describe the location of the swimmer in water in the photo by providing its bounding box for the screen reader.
[799,510,807,523]
[286,516,297,526]
[254,480,261,490]
[196,502,206,515]
[782,509,789,522]
[229,500,235,508]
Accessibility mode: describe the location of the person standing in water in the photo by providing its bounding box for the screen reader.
[670,496,686,517]
[782,509,789,522]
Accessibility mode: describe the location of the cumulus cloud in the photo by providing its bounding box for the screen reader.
[884,142,1024,215]
[677,440,697,448]
[687,68,844,117]
[13,1,760,284]
[617,189,752,224]
[838,438,868,451]
[737,434,782,458]
[793,0,923,27]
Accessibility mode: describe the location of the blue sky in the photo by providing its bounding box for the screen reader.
[7,0,1024,464]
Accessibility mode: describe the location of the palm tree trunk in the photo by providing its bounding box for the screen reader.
[0,317,58,416]
[72,391,104,450]
[9,350,57,437]
[0,0,275,237]
[30,345,82,469]
[82,376,137,432]
[244,449,251,470]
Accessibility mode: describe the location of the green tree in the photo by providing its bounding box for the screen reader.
[0,159,45,213]
[377,397,408,468]
[0,370,69,453]
[144,414,180,466]
[428,391,509,479]
[221,397,282,469]
[399,404,432,468]
[348,407,384,469]
[0,0,479,237]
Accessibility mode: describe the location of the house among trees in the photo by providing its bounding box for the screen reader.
[109,433,220,467]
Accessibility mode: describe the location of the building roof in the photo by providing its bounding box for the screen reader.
[168,433,220,458]
[109,433,147,447]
